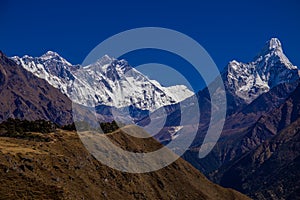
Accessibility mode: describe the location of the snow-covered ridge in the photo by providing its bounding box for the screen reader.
[12,52,194,111]
[223,38,299,103]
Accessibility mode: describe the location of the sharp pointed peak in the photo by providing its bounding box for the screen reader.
[259,38,283,56]
[38,51,73,66]
[265,38,282,51]
[252,37,286,62]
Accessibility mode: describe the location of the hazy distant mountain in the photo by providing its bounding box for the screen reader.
[13,52,193,112]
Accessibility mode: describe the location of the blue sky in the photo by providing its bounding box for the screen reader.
[1,0,299,91]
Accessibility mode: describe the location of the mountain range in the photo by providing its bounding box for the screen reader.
[12,52,193,112]
[1,37,299,199]
[0,46,250,200]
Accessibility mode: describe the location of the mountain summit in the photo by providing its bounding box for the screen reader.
[223,38,299,103]
[263,38,282,52]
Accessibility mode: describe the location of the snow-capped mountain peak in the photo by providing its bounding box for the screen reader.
[265,37,282,51]
[255,38,296,70]
[41,50,61,58]
[13,53,194,112]
[224,38,299,103]
[39,51,73,66]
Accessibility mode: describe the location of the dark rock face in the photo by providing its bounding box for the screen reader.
[0,51,73,125]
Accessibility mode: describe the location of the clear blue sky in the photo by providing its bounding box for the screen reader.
[1,0,299,91]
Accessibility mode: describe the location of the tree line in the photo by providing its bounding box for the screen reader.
[0,118,56,141]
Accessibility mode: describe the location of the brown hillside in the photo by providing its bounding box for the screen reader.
[0,125,250,200]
